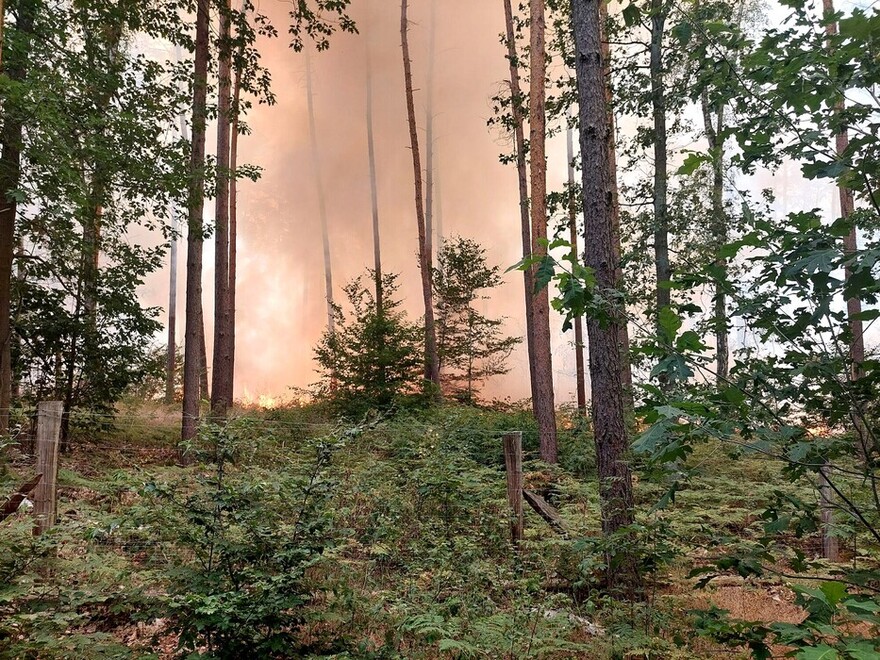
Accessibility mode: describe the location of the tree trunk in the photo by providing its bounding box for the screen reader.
[182,0,211,448]
[366,39,383,313]
[211,0,233,418]
[701,92,728,387]
[501,0,540,427]
[821,0,865,562]
[529,0,558,463]
[306,49,335,343]
[425,0,437,267]
[0,1,36,436]
[650,0,670,334]
[600,0,634,411]
[571,0,642,596]
[567,124,587,416]
[401,0,441,395]
[166,205,178,404]
[228,10,243,407]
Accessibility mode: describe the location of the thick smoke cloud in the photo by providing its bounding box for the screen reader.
[142,0,583,404]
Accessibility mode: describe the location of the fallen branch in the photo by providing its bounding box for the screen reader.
[0,473,42,522]
[523,488,568,537]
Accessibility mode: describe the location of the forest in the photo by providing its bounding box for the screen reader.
[1,0,879,657]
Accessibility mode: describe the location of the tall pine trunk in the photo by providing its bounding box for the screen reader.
[0,1,36,435]
[501,0,539,423]
[529,0,558,463]
[211,0,233,417]
[228,10,243,405]
[401,0,441,395]
[306,50,335,343]
[650,0,670,333]
[425,0,437,267]
[600,0,634,410]
[571,0,641,595]
[567,125,587,415]
[366,39,383,313]
[182,0,211,448]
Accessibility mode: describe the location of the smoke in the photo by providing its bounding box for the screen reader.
[141,0,584,404]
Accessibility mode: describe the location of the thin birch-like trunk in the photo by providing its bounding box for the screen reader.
[401,0,441,394]
[366,39,383,313]
[567,125,587,416]
[501,0,539,421]
[306,49,335,341]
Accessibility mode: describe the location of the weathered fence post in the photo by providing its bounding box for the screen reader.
[33,401,62,535]
[503,431,523,544]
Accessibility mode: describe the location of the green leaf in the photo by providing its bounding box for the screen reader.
[819,581,846,607]
[672,21,693,46]
[622,2,641,27]
[796,644,838,660]
[659,306,682,342]
[678,151,708,175]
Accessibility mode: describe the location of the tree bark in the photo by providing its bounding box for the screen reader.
[571,0,642,596]
[567,125,587,416]
[650,0,670,334]
[366,39,383,313]
[425,0,437,267]
[599,0,634,411]
[0,1,37,435]
[166,205,178,404]
[821,0,865,561]
[701,92,728,387]
[501,0,539,427]
[182,0,211,448]
[529,0,558,463]
[211,0,233,418]
[228,11,242,406]
[306,49,335,344]
[401,0,441,395]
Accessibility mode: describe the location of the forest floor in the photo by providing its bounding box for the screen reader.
[0,401,875,658]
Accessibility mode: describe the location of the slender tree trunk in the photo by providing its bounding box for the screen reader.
[425,0,437,268]
[182,0,211,448]
[0,1,36,435]
[529,0,558,463]
[571,0,642,596]
[211,0,233,418]
[366,41,383,313]
[501,0,539,424]
[567,125,587,416]
[401,0,441,395]
[306,49,335,342]
[821,0,864,562]
[701,92,729,387]
[650,0,670,332]
[228,13,243,406]
[599,0,634,411]
[166,205,178,404]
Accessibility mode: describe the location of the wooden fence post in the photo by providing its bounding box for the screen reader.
[503,431,523,544]
[33,401,62,535]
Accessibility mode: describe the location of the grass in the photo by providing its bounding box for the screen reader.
[0,401,877,658]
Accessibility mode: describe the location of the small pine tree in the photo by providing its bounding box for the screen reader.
[433,237,520,403]
[314,271,421,414]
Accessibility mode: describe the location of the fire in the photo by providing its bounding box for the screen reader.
[239,389,282,410]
